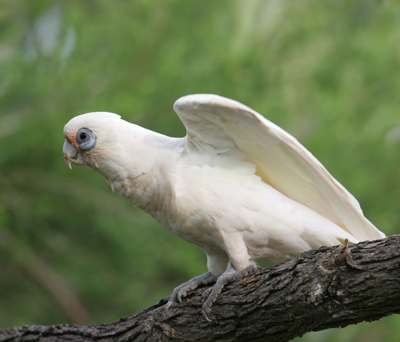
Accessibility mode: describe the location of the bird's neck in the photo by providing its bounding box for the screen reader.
[121,167,175,216]
[107,138,183,225]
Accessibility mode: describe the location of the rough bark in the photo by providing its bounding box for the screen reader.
[1,235,400,342]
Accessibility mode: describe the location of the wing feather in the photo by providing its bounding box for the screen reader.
[174,94,384,241]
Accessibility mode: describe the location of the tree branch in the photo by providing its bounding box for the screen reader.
[1,235,400,342]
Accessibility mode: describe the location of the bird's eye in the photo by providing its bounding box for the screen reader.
[76,128,96,151]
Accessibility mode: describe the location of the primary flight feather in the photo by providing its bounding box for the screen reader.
[63,94,385,317]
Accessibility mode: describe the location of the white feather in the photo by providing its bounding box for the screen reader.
[174,94,384,242]
[64,95,385,276]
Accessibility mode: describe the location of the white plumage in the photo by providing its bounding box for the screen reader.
[63,94,385,316]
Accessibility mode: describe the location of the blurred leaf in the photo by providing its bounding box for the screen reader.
[0,0,399,340]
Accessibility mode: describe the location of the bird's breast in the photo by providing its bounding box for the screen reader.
[112,169,174,218]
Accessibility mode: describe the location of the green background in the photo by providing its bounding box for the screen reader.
[1,1,399,341]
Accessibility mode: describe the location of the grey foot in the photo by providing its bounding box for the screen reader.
[202,264,260,321]
[166,272,218,311]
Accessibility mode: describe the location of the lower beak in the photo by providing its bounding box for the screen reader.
[63,140,84,169]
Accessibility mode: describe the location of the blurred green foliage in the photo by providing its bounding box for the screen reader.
[0,0,399,341]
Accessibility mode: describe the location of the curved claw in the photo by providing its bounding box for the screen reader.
[166,265,261,319]
[202,309,212,322]
[166,272,218,311]
[200,264,261,320]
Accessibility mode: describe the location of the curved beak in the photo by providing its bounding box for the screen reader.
[63,140,84,169]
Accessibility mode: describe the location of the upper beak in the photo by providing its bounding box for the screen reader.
[63,140,84,169]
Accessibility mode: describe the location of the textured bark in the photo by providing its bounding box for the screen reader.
[1,235,400,342]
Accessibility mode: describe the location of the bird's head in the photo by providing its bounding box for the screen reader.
[63,112,123,171]
[63,111,170,185]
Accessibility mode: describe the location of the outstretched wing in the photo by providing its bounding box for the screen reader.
[174,94,384,241]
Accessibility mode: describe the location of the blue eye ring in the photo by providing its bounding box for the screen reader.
[76,128,96,151]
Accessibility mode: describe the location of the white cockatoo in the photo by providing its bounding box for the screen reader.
[63,94,385,318]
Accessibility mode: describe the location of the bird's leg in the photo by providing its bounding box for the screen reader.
[166,271,218,310]
[201,264,261,321]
